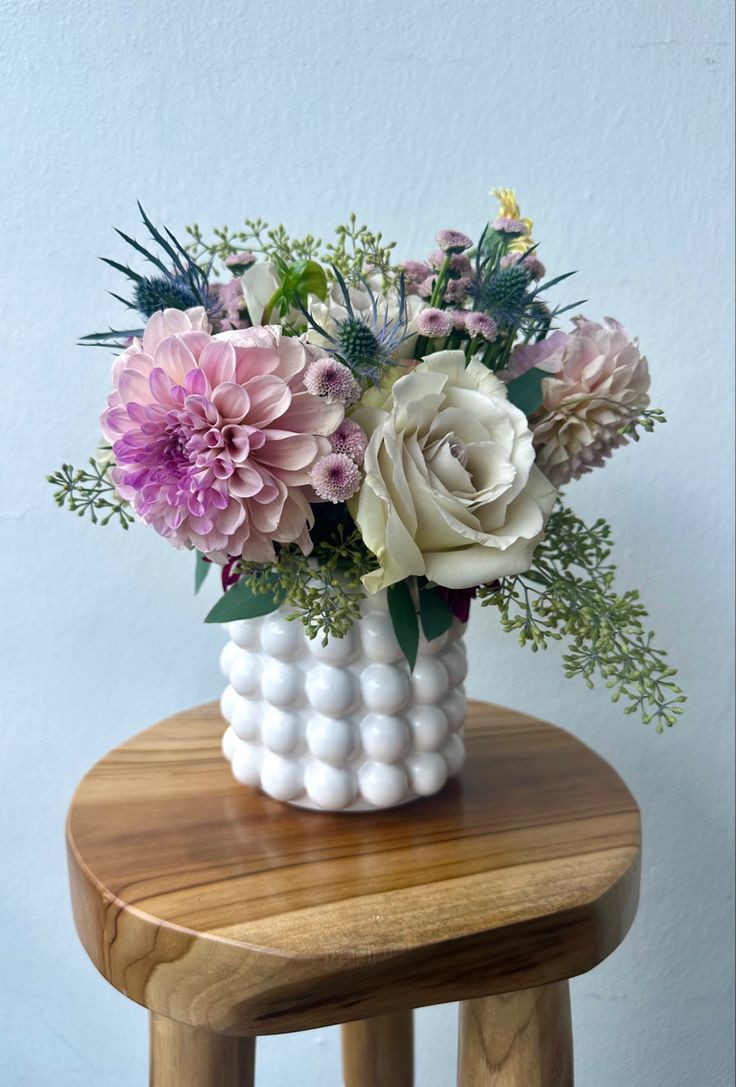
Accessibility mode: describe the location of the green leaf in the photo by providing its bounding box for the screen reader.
[387,580,419,671]
[194,551,211,594]
[205,578,284,624]
[506,367,546,416]
[296,259,328,301]
[419,585,454,642]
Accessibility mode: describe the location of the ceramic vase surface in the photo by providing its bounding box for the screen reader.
[219,590,467,811]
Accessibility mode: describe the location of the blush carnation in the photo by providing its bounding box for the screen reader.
[303,356,362,404]
[531,317,651,486]
[329,418,369,464]
[310,453,361,504]
[100,312,344,560]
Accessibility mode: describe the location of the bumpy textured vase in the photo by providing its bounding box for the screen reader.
[219,591,467,811]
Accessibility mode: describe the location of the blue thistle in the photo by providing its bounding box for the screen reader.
[301,267,410,381]
[80,203,222,348]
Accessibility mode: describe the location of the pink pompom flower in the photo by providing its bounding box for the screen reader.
[329,418,368,464]
[415,308,454,338]
[303,356,362,404]
[100,312,344,560]
[463,312,498,341]
[310,453,361,503]
[491,216,527,234]
[435,229,473,254]
[224,251,256,274]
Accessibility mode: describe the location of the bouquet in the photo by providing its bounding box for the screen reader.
[49,190,684,732]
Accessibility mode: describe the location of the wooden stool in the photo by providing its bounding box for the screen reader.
[66,700,640,1085]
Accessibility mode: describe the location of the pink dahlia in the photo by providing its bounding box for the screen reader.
[531,317,651,486]
[100,311,344,560]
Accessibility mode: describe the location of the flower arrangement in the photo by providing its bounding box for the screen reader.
[49,191,684,732]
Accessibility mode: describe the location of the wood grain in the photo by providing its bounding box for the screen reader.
[149,1014,255,1087]
[342,1010,414,1086]
[457,983,573,1086]
[66,700,640,1035]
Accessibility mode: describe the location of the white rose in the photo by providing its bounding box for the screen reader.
[351,351,557,592]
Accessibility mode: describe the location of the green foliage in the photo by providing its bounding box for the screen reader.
[205,576,285,624]
[186,213,397,285]
[194,552,211,594]
[505,367,545,415]
[618,407,667,440]
[323,213,397,283]
[418,584,454,641]
[387,581,420,671]
[261,258,327,322]
[47,457,134,528]
[229,526,375,644]
[478,505,685,732]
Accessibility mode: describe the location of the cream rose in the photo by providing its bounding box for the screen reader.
[351,351,557,592]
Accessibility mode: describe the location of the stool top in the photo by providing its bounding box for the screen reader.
[66,701,640,1036]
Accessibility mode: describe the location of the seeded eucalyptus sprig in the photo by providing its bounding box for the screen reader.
[479,505,685,731]
[47,457,134,529]
[206,526,377,643]
[186,214,398,285]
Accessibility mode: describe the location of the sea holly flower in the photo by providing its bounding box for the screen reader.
[500,251,546,281]
[100,314,343,560]
[530,317,651,486]
[351,351,556,592]
[305,270,425,379]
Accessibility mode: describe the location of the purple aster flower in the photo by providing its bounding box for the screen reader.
[329,418,368,464]
[435,229,473,254]
[415,308,454,338]
[310,453,362,504]
[464,312,498,341]
[304,357,362,404]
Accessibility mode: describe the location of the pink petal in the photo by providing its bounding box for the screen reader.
[198,340,237,386]
[212,382,250,422]
[245,375,292,427]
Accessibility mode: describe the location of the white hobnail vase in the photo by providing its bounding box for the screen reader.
[219,589,467,812]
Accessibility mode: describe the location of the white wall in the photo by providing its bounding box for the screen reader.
[1,1,733,1084]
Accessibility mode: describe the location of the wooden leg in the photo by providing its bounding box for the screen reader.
[149,1013,256,1087]
[341,1009,414,1087]
[457,982,573,1086]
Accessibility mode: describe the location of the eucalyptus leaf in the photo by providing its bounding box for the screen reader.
[194,551,211,594]
[506,367,546,416]
[205,578,284,624]
[387,580,419,672]
[419,586,454,642]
